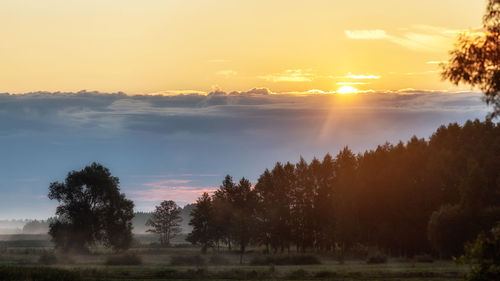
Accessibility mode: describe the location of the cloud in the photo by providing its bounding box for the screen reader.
[142,179,192,186]
[258,69,314,82]
[128,183,217,203]
[142,90,208,96]
[345,25,467,52]
[0,89,486,139]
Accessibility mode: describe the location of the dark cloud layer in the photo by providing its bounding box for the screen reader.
[0,89,490,218]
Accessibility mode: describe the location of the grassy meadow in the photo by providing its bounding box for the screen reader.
[0,234,469,281]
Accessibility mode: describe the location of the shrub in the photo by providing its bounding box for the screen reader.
[170,255,205,266]
[461,223,500,281]
[250,255,321,265]
[38,251,58,265]
[105,253,142,266]
[208,255,230,265]
[366,253,387,264]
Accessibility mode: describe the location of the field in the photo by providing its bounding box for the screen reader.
[0,235,469,281]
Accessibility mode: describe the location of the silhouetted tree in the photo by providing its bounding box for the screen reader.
[146,200,182,246]
[442,0,500,117]
[230,177,258,264]
[48,163,134,252]
[213,175,237,250]
[187,192,214,253]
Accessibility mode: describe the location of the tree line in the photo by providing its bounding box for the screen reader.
[187,120,500,258]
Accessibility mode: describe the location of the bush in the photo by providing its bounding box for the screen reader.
[38,251,58,265]
[208,255,230,265]
[414,254,434,263]
[366,253,387,264]
[461,223,500,281]
[250,255,321,265]
[105,253,142,266]
[170,255,205,266]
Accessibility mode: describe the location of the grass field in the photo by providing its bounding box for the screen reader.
[0,236,469,280]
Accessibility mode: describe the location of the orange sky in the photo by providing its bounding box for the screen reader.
[0,0,485,94]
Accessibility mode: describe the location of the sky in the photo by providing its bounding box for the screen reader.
[0,0,492,219]
[0,0,485,94]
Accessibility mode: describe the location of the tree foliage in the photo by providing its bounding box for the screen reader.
[442,0,500,117]
[462,223,500,281]
[187,176,258,263]
[146,200,182,246]
[187,192,214,254]
[48,163,134,252]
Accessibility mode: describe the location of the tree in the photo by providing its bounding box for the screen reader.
[48,163,134,252]
[212,175,237,250]
[187,192,214,253]
[146,200,182,246]
[462,223,500,281]
[441,0,500,118]
[230,177,258,264]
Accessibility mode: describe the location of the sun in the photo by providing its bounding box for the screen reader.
[336,85,358,94]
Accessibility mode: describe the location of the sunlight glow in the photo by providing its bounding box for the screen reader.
[336,85,358,94]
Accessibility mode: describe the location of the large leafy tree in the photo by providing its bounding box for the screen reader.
[146,200,182,247]
[442,0,500,118]
[48,163,134,252]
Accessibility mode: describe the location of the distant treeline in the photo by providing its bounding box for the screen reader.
[20,205,194,235]
[188,120,500,257]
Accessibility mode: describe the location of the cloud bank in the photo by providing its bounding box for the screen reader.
[345,25,467,52]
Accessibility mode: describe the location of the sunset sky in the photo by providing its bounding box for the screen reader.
[0,0,491,219]
[0,0,485,94]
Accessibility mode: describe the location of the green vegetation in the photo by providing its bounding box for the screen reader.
[105,252,143,266]
[366,253,388,264]
[170,254,206,266]
[250,255,321,265]
[0,266,80,281]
